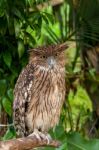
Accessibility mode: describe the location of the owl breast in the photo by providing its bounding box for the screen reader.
[25,65,65,133]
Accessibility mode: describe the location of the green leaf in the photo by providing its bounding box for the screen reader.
[0,0,4,7]
[3,129,15,140]
[69,86,92,113]
[67,86,93,131]
[7,89,13,102]
[53,125,65,140]
[0,68,4,73]
[12,7,24,20]
[24,31,36,45]
[27,0,34,6]
[56,142,68,150]
[18,39,25,58]
[2,97,12,116]
[42,14,49,24]
[75,86,92,112]
[67,132,99,150]
[0,18,7,35]
[44,12,54,24]
[3,51,12,67]
[0,9,4,17]
[0,79,7,96]
[14,19,21,37]
[28,11,41,24]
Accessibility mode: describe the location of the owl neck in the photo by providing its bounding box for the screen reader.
[36,64,65,74]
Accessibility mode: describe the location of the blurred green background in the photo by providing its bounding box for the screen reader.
[0,0,99,149]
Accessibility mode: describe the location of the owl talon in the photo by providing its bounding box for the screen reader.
[29,131,52,144]
[45,134,52,144]
[29,132,41,141]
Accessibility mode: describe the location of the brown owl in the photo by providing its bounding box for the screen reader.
[13,43,68,141]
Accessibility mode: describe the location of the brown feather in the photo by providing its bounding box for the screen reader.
[13,43,67,137]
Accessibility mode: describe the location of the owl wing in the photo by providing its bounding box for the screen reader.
[13,63,34,137]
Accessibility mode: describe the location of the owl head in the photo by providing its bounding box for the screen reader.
[29,43,68,70]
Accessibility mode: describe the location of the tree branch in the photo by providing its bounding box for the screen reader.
[37,0,64,9]
[0,135,61,150]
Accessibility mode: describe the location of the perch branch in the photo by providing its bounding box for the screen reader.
[0,135,61,150]
[37,0,64,9]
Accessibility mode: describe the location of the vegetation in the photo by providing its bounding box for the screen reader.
[0,0,99,149]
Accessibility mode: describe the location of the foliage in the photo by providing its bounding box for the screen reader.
[64,86,92,132]
[0,0,53,138]
[44,125,99,150]
[0,0,99,149]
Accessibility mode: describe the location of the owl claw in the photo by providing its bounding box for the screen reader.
[45,134,52,144]
[29,131,52,144]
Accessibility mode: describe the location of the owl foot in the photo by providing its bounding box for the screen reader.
[29,130,52,144]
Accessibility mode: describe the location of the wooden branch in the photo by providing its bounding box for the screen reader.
[37,0,64,9]
[0,135,61,150]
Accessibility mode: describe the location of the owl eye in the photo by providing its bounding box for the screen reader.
[42,55,47,59]
[55,53,58,56]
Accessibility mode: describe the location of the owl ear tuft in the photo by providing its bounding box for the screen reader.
[28,48,39,53]
[55,43,68,52]
[28,43,68,56]
[28,47,43,55]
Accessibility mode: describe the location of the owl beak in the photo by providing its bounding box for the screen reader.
[47,56,56,68]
